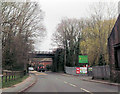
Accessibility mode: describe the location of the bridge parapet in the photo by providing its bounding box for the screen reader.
[31,51,54,54]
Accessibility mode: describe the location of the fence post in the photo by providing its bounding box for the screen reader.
[19,72,20,78]
[12,71,13,80]
[24,70,26,76]
[5,72,7,82]
[1,75,3,83]
[20,71,22,78]
[14,72,15,80]
[9,72,10,81]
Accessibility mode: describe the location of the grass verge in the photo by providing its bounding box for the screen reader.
[2,75,29,88]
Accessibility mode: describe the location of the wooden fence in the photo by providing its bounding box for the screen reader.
[1,70,26,83]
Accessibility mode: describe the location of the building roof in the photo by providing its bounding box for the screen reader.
[108,14,120,40]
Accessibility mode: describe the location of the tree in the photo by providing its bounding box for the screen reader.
[2,2,45,70]
[80,2,117,66]
[52,2,117,67]
[52,18,85,67]
[52,48,64,72]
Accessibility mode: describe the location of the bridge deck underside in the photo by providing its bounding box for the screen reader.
[31,54,54,58]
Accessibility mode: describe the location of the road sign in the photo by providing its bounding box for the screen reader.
[79,55,88,63]
[76,67,80,74]
[80,67,87,74]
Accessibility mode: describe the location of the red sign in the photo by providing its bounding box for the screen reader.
[76,67,80,74]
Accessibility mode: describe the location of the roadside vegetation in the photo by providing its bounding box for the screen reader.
[1,2,45,87]
[2,75,29,88]
[2,2,45,71]
[52,2,117,68]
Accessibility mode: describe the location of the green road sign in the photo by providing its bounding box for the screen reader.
[79,55,88,63]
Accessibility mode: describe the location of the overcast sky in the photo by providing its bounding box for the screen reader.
[32,0,119,51]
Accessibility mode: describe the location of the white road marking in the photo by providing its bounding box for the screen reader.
[64,81,77,87]
[69,83,77,87]
[62,74,70,76]
[35,72,48,75]
[81,88,93,94]
[64,81,68,84]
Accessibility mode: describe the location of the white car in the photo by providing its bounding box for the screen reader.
[28,67,34,71]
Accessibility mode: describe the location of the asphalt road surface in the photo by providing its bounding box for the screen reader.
[26,71,119,93]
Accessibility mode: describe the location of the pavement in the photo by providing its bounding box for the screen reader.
[2,72,37,93]
[82,77,120,86]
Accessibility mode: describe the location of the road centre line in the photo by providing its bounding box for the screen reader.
[64,81,77,87]
[56,75,92,93]
[81,88,93,94]
[64,81,68,84]
[69,83,77,87]
[62,79,93,93]
[62,74,70,76]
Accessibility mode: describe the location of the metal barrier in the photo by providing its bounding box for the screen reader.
[92,65,110,80]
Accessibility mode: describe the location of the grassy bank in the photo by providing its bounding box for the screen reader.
[2,75,29,88]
